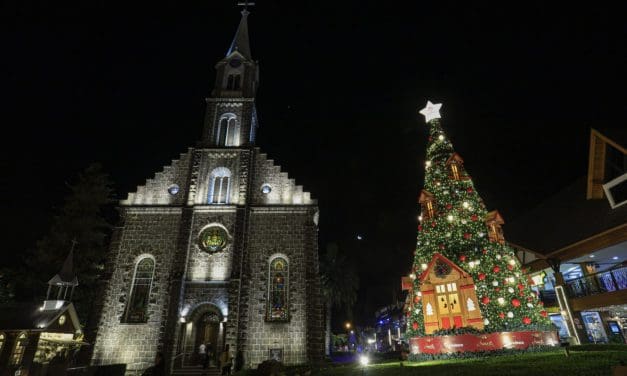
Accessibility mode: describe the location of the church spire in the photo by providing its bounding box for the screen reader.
[47,240,79,301]
[227,3,254,60]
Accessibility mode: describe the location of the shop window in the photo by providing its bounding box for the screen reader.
[123,257,155,323]
[11,332,27,365]
[266,256,289,321]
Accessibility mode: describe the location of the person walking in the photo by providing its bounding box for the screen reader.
[198,342,206,366]
[206,342,214,368]
[219,344,233,376]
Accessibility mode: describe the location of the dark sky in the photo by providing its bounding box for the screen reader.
[2,2,625,327]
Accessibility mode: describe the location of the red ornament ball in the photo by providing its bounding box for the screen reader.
[478,273,486,281]
[459,255,467,262]
[463,233,471,239]
[538,301,544,306]
[406,311,411,317]
[481,296,490,304]
[540,310,548,318]
[482,248,487,254]
[418,225,423,231]
[511,298,521,307]
[522,317,532,325]
[527,297,534,302]
[498,312,505,319]
[414,295,421,304]
[517,283,524,291]
[492,266,500,273]
[519,291,525,297]
[412,321,419,330]
[467,187,474,193]
[428,136,433,142]
[431,221,437,228]
[507,264,514,271]
[446,204,453,210]
[471,214,479,222]
[495,287,501,292]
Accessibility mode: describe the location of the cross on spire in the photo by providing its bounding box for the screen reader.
[237,0,255,13]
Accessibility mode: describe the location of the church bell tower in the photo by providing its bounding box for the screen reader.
[201,8,259,148]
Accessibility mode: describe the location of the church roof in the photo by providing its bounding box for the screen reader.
[0,301,80,332]
[227,10,252,60]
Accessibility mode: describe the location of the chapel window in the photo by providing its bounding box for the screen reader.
[11,332,27,365]
[123,257,155,323]
[266,257,289,322]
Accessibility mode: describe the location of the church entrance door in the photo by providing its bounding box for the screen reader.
[195,312,221,364]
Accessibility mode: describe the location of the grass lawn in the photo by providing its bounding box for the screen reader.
[318,346,627,376]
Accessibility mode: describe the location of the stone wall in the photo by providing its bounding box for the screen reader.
[239,206,322,367]
[91,208,183,372]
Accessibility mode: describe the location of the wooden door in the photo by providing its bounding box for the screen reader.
[436,282,464,330]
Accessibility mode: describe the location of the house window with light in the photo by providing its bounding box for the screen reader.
[266,256,289,322]
[11,332,27,365]
[123,257,155,323]
[419,190,436,219]
[446,153,465,181]
[208,167,232,204]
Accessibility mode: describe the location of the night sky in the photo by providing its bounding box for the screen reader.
[2,2,625,327]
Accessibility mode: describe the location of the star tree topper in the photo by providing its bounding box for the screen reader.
[419,100,442,123]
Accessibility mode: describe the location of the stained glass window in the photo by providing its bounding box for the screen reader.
[267,257,289,322]
[123,257,155,323]
[199,226,228,253]
[11,332,27,365]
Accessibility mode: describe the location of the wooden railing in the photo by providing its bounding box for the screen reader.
[565,266,627,298]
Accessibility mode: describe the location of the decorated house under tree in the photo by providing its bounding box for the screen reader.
[403,101,557,355]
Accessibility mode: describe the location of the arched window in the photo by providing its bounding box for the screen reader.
[11,332,27,365]
[208,167,232,204]
[123,257,155,323]
[226,74,241,90]
[216,113,238,146]
[0,333,5,356]
[266,256,289,321]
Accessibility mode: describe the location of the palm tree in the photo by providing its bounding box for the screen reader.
[320,243,359,355]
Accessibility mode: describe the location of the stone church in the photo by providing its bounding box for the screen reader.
[91,8,324,372]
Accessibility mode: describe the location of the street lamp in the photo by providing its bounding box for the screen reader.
[345,322,352,330]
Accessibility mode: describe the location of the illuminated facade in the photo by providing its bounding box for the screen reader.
[90,8,324,372]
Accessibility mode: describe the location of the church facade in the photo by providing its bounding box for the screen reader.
[91,9,324,372]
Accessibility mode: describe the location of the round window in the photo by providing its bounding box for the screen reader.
[198,226,228,253]
[261,184,272,194]
[58,314,66,326]
[168,184,180,195]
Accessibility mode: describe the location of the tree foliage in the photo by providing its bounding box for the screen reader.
[24,163,115,320]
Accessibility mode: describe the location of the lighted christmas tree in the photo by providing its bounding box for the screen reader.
[405,101,551,338]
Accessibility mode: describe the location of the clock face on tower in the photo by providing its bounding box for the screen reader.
[229,59,242,68]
